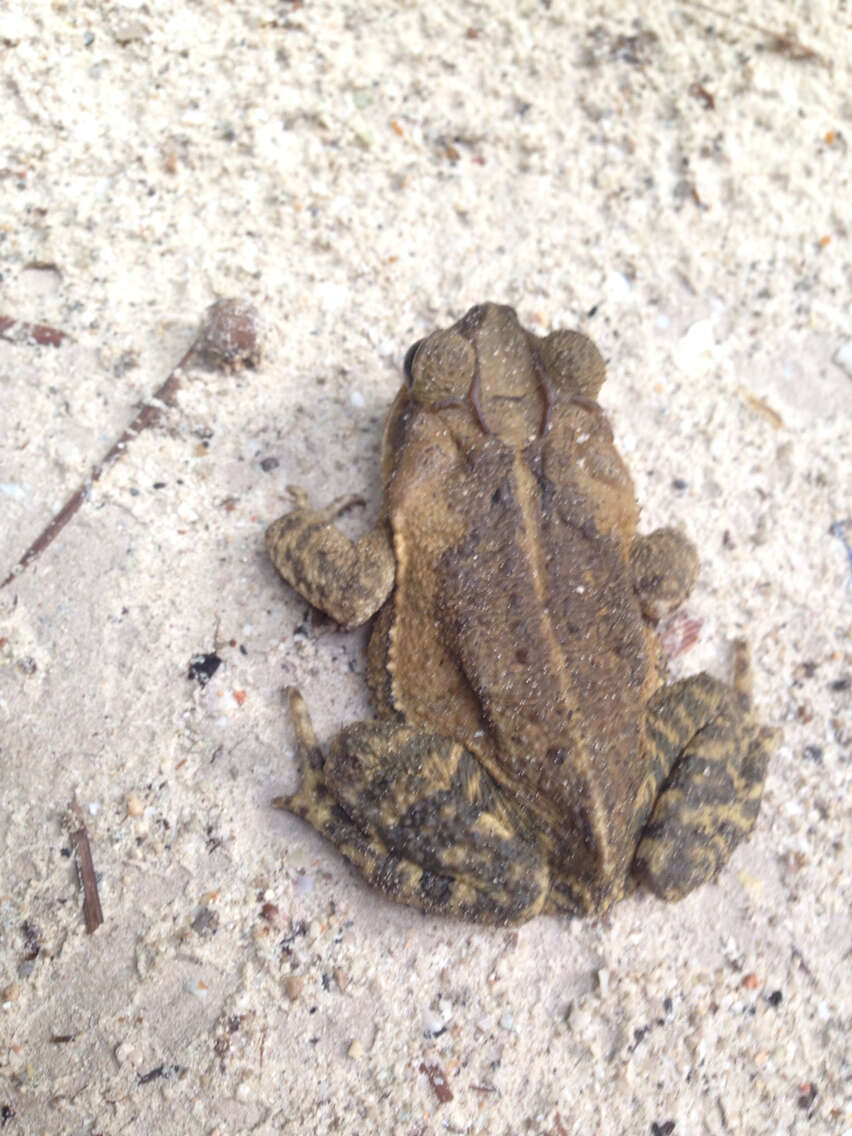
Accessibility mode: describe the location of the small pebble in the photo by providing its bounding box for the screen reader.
[306,918,322,942]
[421,1007,445,1036]
[260,903,288,931]
[185,976,208,999]
[1,982,21,1004]
[606,271,632,301]
[347,1039,365,1060]
[115,1040,143,1067]
[283,975,304,1001]
[191,907,219,938]
[113,19,149,45]
[673,318,715,373]
[567,1002,592,1033]
[126,793,144,818]
[197,298,263,371]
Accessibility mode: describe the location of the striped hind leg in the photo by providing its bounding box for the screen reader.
[632,640,776,901]
[275,689,549,924]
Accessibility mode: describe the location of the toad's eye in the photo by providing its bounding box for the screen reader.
[403,339,423,386]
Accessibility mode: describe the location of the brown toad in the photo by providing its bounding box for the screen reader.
[266,303,774,923]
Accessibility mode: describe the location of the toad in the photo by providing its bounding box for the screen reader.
[266,303,774,923]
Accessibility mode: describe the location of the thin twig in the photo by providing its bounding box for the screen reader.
[419,1060,453,1104]
[70,798,104,934]
[681,0,830,69]
[0,314,69,347]
[1,298,261,590]
[0,340,196,589]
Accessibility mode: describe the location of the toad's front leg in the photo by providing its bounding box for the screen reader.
[266,489,395,629]
[630,527,699,622]
[275,689,550,925]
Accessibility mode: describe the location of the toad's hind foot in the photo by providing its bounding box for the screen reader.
[275,689,549,924]
[632,640,775,901]
[272,687,330,821]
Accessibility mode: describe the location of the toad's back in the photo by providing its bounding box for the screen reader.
[384,393,659,878]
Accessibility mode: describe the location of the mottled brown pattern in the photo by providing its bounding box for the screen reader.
[267,303,776,923]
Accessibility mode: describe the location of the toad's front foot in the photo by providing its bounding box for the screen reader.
[266,491,395,629]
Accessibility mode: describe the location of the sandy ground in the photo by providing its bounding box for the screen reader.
[1,1,851,1133]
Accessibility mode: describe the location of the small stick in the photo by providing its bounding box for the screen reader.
[682,0,829,68]
[1,298,262,590]
[70,799,104,934]
[0,341,193,589]
[419,1060,453,1104]
[0,314,69,347]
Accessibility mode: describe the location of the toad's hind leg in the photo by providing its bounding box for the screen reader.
[275,689,549,925]
[631,640,775,900]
